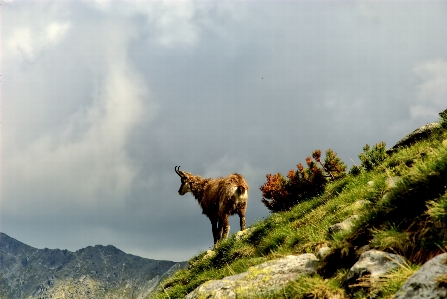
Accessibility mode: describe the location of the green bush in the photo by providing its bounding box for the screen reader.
[439,108,447,129]
[348,165,362,176]
[358,142,387,171]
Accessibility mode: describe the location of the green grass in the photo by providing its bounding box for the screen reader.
[152,125,447,299]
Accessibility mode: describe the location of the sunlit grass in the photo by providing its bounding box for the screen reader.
[153,126,447,299]
[355,261,420,299]
[370,226,412,255]
[426,192,447,223]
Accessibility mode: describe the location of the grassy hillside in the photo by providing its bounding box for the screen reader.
[153,119,447,299]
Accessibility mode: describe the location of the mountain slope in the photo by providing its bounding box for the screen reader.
[153,116,447,298]
[0,233,187,299]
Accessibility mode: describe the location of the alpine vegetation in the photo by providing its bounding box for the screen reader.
[157,110,447,299]
[175,166,249,246]
[261,149,347,212]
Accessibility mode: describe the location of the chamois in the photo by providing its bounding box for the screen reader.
[175,166,249,246]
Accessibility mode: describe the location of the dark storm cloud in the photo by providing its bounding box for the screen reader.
[2,0,447,261]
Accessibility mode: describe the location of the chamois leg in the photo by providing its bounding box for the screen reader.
[212,221,223,248]
[238,204,247,231]
[221,217,230,241]
[216,221,223,241]
[239,212,246,231]
[210,218,219,245]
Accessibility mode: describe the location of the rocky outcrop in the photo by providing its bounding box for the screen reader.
[393,253,447,299]
[183,247,447,299]
[0,233,187,299]
[185,254,318,299]
[385,176,402,189]
[316,246,331,260]
[202,250,216,260]
[387,123,441,155]
[328,215,359,235]
[353,200,370,209]
[235,227,256,241]
[346,250,407,294]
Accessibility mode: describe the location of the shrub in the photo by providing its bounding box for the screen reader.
[358,142,387,171]
[440,108,447,129]
[261,149,346,212]
[348,165,362,176]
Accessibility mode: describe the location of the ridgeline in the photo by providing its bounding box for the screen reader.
[0,233,187,299]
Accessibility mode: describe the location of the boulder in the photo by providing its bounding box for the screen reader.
[387,123,440,155]
[353,200,370,209]
[328,215,359,235]
[185,254,318,299]
[235,227,256,241]
[381,176,402,202]
[385,176,401,189]
[316,246,331,260]
[346,250,407,292]
[203,250,216,260]
[393,253,447,299]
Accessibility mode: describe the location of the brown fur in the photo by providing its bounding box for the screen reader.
[175,167,249,246]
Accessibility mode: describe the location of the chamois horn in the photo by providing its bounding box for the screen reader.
[175,166,184,177]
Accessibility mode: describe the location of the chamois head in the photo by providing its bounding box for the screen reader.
[175,166,191,195]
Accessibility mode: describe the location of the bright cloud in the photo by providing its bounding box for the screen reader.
[7,22,70,61]
[3,22,153,217]
[4,65,147,215]
[82,0,222,48]
[153,4,199,47]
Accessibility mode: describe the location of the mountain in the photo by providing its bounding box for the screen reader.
[0,233,187,299]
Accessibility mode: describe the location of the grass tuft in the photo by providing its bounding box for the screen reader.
[426,192,447,223]
[437,274,447,288]
[370,226,412,255]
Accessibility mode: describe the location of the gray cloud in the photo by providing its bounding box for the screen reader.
[3,0,447,262]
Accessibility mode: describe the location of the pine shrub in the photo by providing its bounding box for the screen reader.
[358,142,387,171]
[440,108,447,129]
[348,165,362,176]
[261,149,346,212]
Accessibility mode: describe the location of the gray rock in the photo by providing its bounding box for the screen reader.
[358,245,371,256]
[393,253,447,299]
[354,200,370,209]
[387,123,441,155]
[385,176,401,189]
[185,254,318,299]
[328,215,359,235]
[202,250,216,260]
[316,246,331,260]
[346,250,407,290]
[381,176,402,202]
[235,227,256,241]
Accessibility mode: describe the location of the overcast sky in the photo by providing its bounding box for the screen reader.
[2,0,447,262]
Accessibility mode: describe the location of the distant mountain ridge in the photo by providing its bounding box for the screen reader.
[0,232,187,299]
